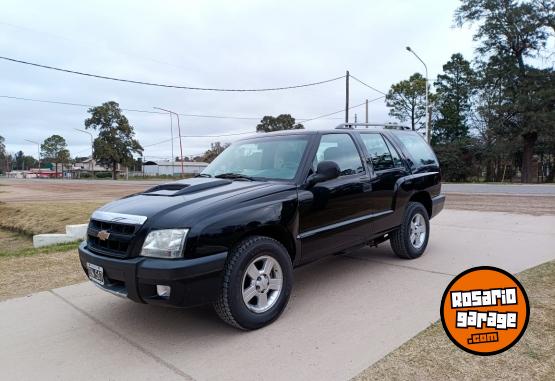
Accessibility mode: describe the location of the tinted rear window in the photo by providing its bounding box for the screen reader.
[396,133,437,167]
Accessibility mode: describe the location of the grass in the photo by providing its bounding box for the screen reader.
[0,201,102,236]
[0,240,81,258]
[353,260,555,380]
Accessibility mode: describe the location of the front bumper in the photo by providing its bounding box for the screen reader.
[78,242,227,307]
[431,194,446,218]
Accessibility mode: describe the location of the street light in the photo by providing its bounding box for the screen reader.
[74,128,95,176]
[24,139,41,175]
[153,108,175,176]
[154,107,184,177]
[406,46,430,142]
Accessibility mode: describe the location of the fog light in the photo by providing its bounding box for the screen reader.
[156,285,171,298]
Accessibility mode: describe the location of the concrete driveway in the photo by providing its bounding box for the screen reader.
[2,209,555,381]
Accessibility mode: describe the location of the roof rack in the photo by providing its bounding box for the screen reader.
[335,123,411,131]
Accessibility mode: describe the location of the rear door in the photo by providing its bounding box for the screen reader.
[359,132,410,232]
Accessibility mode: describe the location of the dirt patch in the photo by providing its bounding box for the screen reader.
[445,193,555,216]
[0,229,33,253]
[0,179,153,203]
[353,260,555,380]
[0,249,85,301]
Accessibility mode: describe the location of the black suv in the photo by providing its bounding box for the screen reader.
[79,124,445,330]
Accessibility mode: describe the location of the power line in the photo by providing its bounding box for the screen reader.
[350,74,387,95]
[0,55,345,92]
[303,96,385,123]
[142,132,255,148]
[0,95,258,120]
[0,94,352,121]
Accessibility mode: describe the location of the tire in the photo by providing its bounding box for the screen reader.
[390,202,430,259]
[213,236,293,330]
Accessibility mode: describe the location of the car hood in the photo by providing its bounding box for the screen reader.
[94,177,292,227]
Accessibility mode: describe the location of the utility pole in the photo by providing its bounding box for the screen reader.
[154,107,185,177]
[365,99,369,123]
[345,70,350,123]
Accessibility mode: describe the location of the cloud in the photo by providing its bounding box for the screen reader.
[0,0,476,159]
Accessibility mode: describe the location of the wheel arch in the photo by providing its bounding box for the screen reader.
[408,191,433,218]
[238,225,297,263]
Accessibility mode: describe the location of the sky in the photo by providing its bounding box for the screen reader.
[0,0,477,161]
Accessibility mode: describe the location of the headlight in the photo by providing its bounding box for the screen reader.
[140,229,189,259]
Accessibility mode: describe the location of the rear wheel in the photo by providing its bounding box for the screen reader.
[390,202,430,259]
[213,236,293,330]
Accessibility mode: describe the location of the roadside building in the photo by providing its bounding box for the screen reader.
[142,160,209,176]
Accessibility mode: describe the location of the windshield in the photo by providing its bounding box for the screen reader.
[201,135,309,181]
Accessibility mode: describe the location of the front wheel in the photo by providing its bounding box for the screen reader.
[213,236,293,330]
[390,202,430,259]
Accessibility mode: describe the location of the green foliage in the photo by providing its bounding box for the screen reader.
[95,171,112,179]
[256,114,304,133]
[202,142,230,163]
[85,101,143,179]
[12,151,38,170]
[0,135,6,174]
[434,139,482,182]
[41,135,69,174]
[432,54,475,144]
[386,73,428,131]
[455,0,554,183]
[0,135,5,157]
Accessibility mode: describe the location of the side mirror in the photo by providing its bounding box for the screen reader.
[307,160,340,186]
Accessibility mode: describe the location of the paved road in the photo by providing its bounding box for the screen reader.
[1,209,554,381]
[442,183,555,195]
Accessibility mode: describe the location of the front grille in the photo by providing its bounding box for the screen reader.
[87,219,139,258]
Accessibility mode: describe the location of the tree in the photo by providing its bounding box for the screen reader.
[386,73,429,131]
[256,114,304,133]
[533,0,555,32]
[432,53,475,144]
[85,101,143,180]
[456,0,552,182]
[41,135,70,177]
[202,142,230,163]
[0,135,6,174]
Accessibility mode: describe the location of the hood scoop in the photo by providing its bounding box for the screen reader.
[143,179,232,196]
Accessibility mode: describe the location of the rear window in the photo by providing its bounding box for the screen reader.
[396,133,437,167]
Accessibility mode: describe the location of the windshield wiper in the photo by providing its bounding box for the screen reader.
[195,173,212,178]
[214,173,255,181]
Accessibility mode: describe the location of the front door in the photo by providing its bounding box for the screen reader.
[298,133,373,262]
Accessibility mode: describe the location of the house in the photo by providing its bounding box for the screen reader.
[142,160,209,176]
[73,158,126,173]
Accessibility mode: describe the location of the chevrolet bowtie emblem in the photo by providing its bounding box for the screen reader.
[97,230,110,241]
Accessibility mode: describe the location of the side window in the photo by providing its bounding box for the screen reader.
[314,134,364,176]
[396,133,438,167]
[384,137,404,168]
[360,133,398,171]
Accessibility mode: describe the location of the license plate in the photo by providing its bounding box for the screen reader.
[87,263,104,285]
